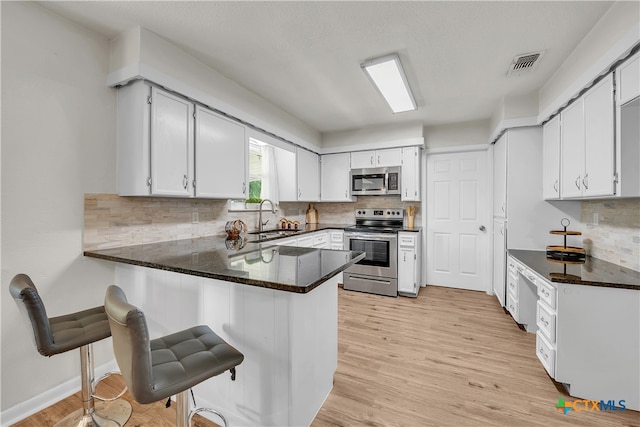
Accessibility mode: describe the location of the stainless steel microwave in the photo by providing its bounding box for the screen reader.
[350,167,401,196]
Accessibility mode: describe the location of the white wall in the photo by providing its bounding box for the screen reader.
[109,27,322,153]
[423,120,490,151]
[321,122,424,153]
[538,1,640,121]
[1,1,116,417]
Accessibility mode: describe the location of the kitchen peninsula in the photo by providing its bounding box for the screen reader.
[85,236,364,426]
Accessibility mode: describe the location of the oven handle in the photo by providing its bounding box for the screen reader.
[348,275,394,285]
[345,233,398,241]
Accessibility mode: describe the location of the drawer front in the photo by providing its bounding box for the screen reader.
[507,272,518,299]
[330,243,344,250]
[536,301,556,343]
[398,234,415,248]
[507,292,519,322]
[507,257,519,275]
[330,231,344,243]
[314,233,328,245]
[537,279,557,310]
[536,331,556,378]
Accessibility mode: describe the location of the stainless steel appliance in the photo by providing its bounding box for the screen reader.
[350,167,401,196]
[343,208,403,297]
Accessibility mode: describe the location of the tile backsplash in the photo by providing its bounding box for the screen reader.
[581,199,640,272]
[83,194,421,250]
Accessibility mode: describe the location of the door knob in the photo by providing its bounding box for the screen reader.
[479,225,486,232]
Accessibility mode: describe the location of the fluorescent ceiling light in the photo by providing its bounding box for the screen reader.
[361,54,417,113]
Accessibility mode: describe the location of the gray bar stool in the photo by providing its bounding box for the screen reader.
[104,285,244,427]
[9,274,132,427]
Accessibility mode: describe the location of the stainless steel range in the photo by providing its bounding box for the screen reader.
[343,208,404,297]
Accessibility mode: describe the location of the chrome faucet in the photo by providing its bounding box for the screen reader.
[258,199,277,234]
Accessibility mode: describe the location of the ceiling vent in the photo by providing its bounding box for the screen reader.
[507,51,545,76]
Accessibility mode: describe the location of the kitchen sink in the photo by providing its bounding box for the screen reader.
[246,229,301,242]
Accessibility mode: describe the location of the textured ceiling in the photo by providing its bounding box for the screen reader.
[39,1,613,134]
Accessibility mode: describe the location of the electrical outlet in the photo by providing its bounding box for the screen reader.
[192,212,199,224]
[593,212,598,225]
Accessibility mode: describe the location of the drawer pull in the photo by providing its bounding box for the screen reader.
[540,317,549,326]
[541,289,550,297]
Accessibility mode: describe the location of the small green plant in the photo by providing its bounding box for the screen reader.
[245,197,262,204]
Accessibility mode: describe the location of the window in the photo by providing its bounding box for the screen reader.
[248,141,263,200]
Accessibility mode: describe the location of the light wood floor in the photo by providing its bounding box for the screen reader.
[14,285,639,426]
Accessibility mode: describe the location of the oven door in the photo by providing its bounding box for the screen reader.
[344,232,397,278]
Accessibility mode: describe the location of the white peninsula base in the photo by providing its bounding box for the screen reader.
[115,264,339,426]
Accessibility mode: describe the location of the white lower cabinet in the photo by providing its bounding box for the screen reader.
[312,232,329,249]
[329,231,344,250]
[510,255,639,411]
[397,231,421,297]
[296,235,314,248]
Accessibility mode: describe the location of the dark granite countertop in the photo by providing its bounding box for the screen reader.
[509,249,640,291]
[84,235,365,294]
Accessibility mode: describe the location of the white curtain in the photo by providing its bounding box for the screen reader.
[260,145,280,206]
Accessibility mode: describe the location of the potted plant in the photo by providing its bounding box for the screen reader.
[245,197,262,210]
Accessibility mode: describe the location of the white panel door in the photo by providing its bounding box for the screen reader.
[195,106,247,198]
[150,86,194,196]
[427,151,488,291]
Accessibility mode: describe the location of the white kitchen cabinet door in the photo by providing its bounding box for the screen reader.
[618,51,640,106]
[297,148,320,201]
[350,148,402,169]
[320,153,354,201]
[492,219,507,307]
[583,74,614,197]
[398,231,421,296]
[194,106,247,199]
[493,134,507,218]
[376,148,403,167]
[350,150,375,169]
[542,115,561,200]
[150,86,195,197]
[560,98,585,198]
[401,146,421,201]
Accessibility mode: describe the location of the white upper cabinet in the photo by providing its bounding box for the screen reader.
[401,147,421,201]
[194,106,247,199]
[320,153,355,202]
[542,115,561,200]
[561,73,615,198]
[493,133,507,218]
[583,74,615,197]
[618,51,640,106]
[150,87,195,196]
[117,80,248,199]
[297,148,320,201]
[350,148,402,169]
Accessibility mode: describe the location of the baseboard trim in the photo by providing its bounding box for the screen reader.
[1,360,119,426]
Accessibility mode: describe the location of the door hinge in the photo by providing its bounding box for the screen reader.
[147,95,152,105]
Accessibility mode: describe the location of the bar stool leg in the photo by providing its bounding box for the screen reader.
[54,345,132,427]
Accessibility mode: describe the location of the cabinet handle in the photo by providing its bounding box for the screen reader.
[541,289,550,297]
[582,173,589,190]
[242,182,246,194]
[378,155,381,164]
[553,180,558,193]
[501,204,505,213]
[540,317,549,326]
[298,189,302,198]
[370,156,373,165]
[405,189,408,197]
[345,190,348,199]
[575,176,581,190]
[183,175,188,189]
[403,252,406,262]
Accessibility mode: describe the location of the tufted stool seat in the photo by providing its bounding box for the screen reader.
[9,273,132,427]
[105,285,244,426]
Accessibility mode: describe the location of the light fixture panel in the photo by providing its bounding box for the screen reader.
[361,54,417,113]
